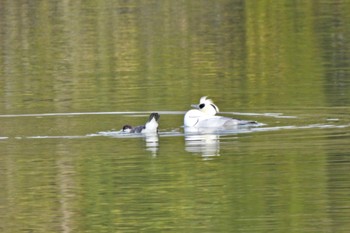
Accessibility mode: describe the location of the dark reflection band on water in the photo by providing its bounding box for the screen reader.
[0,111,185,118]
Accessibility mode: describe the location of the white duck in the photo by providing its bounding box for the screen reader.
[184,96,256,128]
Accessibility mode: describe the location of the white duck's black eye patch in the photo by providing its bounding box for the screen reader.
[199,103,205,109]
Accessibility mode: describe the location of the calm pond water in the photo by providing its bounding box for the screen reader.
[1,1,350,232]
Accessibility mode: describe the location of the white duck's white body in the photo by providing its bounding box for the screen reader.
[184,110,243,127]
[184,96,255,128]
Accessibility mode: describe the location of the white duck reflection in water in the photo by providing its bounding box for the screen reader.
[184,127,254,158]
[184,129,221,158]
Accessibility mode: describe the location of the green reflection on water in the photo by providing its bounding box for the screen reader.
[1,127,345,232]
[1,1,350,113]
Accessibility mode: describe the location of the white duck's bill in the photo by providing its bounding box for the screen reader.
[191,104,200,109]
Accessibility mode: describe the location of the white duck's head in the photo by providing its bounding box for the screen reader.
[191,96,219,116]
